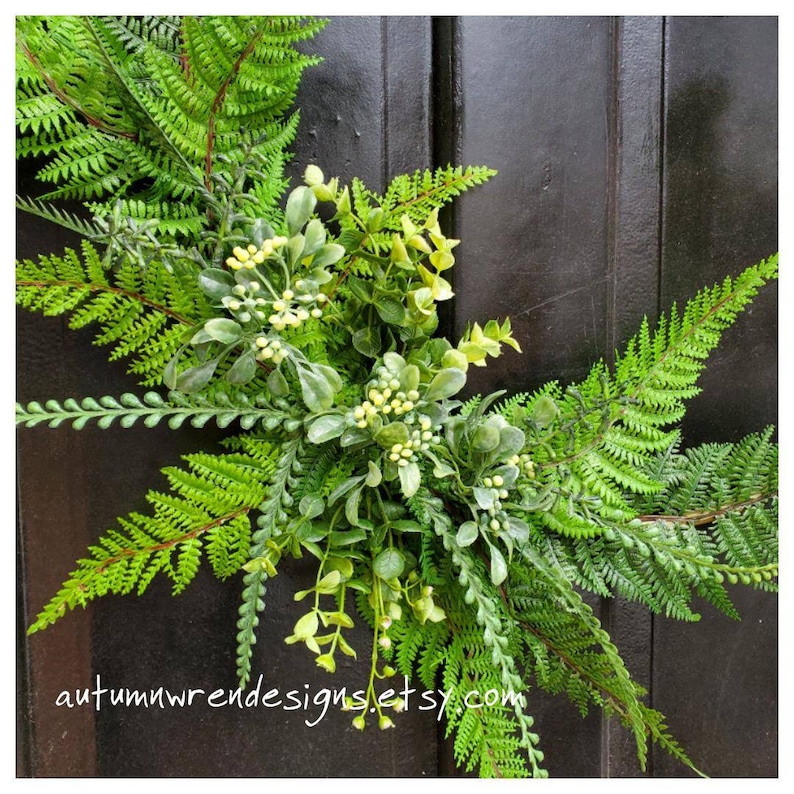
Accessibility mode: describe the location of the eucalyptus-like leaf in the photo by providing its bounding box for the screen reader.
[303,219,326,258]
[311,243,346,269]
[176,357,219,394]
[456,521,479,547]
[424,367,466,402]
[226,350,257,385]
[490,545,508,587]
[374,422,409,447]
[286,185,317,236]
[398,460,421,498]
[198,268,235,301]
[473,487,495,510]
[532,395,560,427]
[203,318,243,344]
[307,413,347,444]
[296,364,335,413]
[373,548,405,581]
[267,367,290,397]
[471,423,501,453]
[365,460,382,487]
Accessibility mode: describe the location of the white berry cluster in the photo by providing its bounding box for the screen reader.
[253,335,288,364]
[507,453,535,478]
[480,474,512,532]
[267,280,327,332]
[226,240,288,271]
[351,367,421,428]
[386,420,439,467]
[223,280,268,324]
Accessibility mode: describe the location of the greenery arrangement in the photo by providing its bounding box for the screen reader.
[16,16,778,779]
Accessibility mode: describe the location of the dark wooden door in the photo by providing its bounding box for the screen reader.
[17,16,777,777]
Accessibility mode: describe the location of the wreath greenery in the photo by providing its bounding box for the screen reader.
[16,16,778,778]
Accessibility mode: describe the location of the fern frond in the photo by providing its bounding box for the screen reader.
[513,543,704,776]
[17,15,326,240]
[236,436,301,688]
[27,443,279,633]
[15,195,101,239]
[515,256,778,540]
[15,389,293,432]
[423,493,547,778]
[16,241,209,386]
[380,165,498,227]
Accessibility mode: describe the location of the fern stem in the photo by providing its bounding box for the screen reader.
[204,29,264,188]
[636,491,775,526]
[83,16,201,187]
[16,278,193,326]
[16,36,139,141]
[94,507,250,575]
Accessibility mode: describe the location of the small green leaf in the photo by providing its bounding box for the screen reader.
[373,548,405,580]
[198,268,234,301]
[316,570,342,593]
[473,487,495,510]
[226,350,257,385]
[313,364,343,393]
[398,460,421,498]
[296,365,335,413]
[471,423,501,453]
[383,352,407,373]
[303,219,327,258]
[505,517,530,546]
[176,358,219,393]
[374,294,406,326]
[490,546,508,586]
[299,495,325,520]
[532,395,560,428]
[456,521,479,547]
[327,475,365,506]
[352,326,381,357]
[203,318,243,344]
[315,654,336,673]
[292,611,319,640]
[345,486,363,526]
[286,186,317,236]
[494,426,526,460]
[340,427,371,447]
[374,422,409,448]
[311,243,346,269]
[399,364,421,392]
[163,350,182,390]
[424,367,466,402]
[329,528,368,546]
[307,414,347,443]
[326,557,354,579]
[267,367,290,397]
[390,520,424,533]
[365,460,382,487]
[348,275,374,303]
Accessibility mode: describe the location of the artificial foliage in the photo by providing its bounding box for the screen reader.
[16,15,778,779]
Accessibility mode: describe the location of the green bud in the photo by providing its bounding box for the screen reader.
[304,164,325,186]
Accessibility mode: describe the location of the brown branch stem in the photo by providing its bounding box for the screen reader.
[204,31,263,188]
[18,38,138,141]
[636,491,775,527]
[16,279,193,325]
[93,507,251,576]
